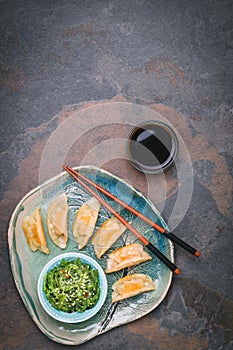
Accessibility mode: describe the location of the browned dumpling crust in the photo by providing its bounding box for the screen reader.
[112,273,155,303]
[92,217,127,259]
[105,243,152,273]
[72,197,100,249]
[22,207,50,254]
[47,193,68,249]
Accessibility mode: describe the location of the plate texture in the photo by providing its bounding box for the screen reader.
[8,165,174,345]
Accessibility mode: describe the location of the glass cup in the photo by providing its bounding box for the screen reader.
[126,120,179,174]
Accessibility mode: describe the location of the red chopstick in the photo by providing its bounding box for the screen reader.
[63,165,200,257]
[62,164,181,275]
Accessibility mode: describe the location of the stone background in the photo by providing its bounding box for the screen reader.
[0,1,233,349]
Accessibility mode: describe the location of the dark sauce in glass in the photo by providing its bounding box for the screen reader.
[128,123,173,169]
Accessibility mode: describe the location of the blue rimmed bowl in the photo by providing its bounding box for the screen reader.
[37,252,108,323]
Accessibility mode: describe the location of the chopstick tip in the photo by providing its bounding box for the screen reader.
[195,251,201,257]
[62,163,70,170]
[174,268,181,275]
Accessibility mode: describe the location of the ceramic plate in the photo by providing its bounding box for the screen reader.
[8,165,174,345]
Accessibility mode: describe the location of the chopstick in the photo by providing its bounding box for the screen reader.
[62,164,181,275]
[63,165,201,258]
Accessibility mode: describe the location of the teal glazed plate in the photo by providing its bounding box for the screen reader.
[8,165,174,345]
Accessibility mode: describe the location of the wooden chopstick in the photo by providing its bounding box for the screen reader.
[64,165,200,258]
[63,164,181,275]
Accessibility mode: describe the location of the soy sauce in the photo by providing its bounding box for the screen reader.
[126,121,178,173]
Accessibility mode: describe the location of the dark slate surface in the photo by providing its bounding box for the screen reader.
[1,1,233,349]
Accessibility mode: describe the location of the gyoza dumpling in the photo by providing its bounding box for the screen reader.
[72,197,100,249]
[112,273,155,303]
[105,243,152,273]
[47,193,68,249]
[92,217,127,259]
[22,207,50,254]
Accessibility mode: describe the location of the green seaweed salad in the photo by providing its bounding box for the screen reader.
[43,258,100,313]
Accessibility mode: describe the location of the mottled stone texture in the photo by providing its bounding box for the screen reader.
[0,1,233,349]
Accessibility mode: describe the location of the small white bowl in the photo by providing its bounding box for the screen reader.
[37,252,108,323]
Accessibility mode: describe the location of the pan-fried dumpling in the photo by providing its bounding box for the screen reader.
[105,243,152,273]
[22,207,50,254]
[112,273,155,303]
[92,217,127,259]
[72,197,100,249]
[47,193,68,249]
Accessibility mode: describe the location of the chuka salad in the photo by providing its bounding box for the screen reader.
[43,258,100,313]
